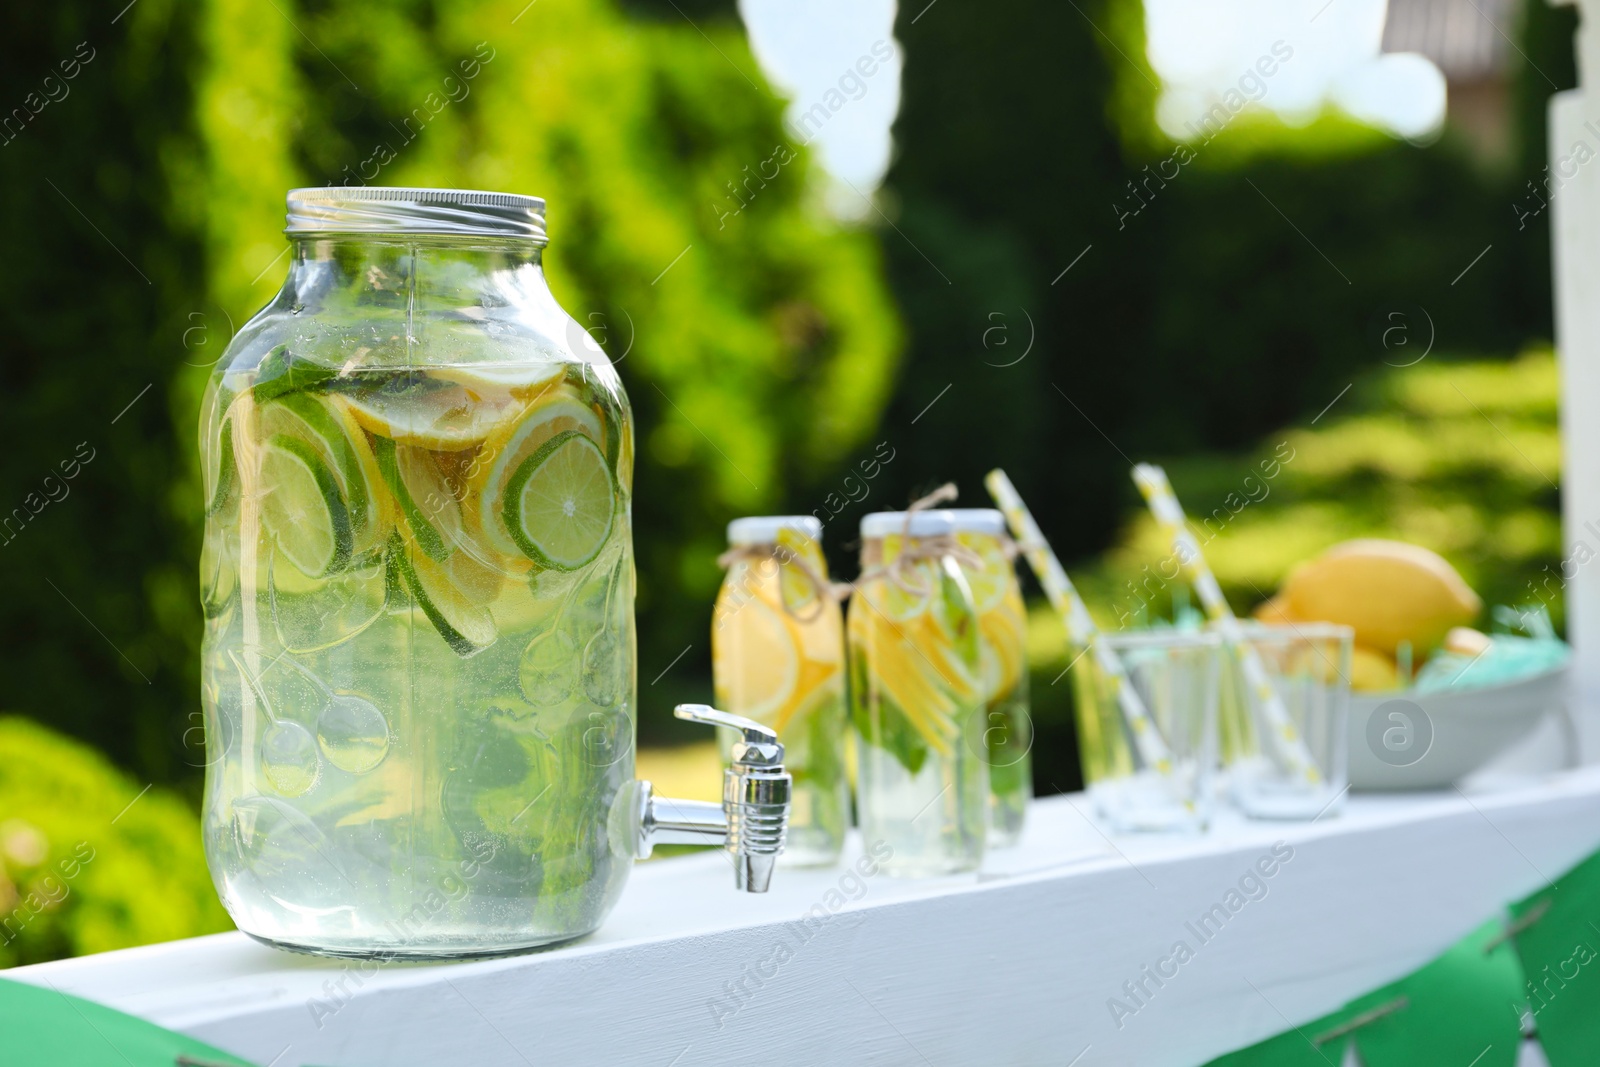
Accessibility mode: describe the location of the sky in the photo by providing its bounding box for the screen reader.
[737,0,902,217]
[736,1,1449,209]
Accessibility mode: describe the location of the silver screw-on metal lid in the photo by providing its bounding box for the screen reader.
[284,187,547,242]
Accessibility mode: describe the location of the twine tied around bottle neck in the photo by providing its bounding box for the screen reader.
[856,483,986,599]
[715,540,850,623]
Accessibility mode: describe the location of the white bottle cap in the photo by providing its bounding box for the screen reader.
[726,515,823,547]
[859,509,958,539]
[944,508,1007,536]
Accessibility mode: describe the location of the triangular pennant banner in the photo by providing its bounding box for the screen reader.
[0,976,258,1067]
[1509,847,1600,1065]
[1205,919,1523,1066]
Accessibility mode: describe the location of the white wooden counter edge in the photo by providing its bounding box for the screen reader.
[14,768,1600,1067]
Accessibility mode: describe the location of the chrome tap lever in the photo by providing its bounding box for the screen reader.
[634,704,791,892]
[673,703,781,764]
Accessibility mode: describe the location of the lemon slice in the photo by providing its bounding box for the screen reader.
[388,533,497,656]
[857,571,934,624]
[468,396,604,559]
[957,533,1011,615]
[713,594,800,723]
[978,607,1026,700]
[374,437,463,564]
[776,526,826,616]
[341,374,528,451]
[431,362,568,402]
[259,392,387,554]
[503,431,616,570]
[259,434,353,579]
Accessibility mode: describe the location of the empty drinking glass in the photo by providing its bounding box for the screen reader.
[1223,622,1352,820]
[1071,630,1221,832]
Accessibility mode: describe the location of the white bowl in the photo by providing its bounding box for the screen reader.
[1347,665,1567,790]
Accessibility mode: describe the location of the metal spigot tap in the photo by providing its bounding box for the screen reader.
[633,704,792,892]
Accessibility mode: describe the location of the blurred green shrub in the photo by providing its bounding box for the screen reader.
[0,716,231,968]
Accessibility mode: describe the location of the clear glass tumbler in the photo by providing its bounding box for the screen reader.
[848,510,987,876]
[1224,622,1352,820]
[712,516,847,866]
[1071,630,1221,832]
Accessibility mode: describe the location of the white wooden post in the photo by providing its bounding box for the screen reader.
[1552,0,1600,763]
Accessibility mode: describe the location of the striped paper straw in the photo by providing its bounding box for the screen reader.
[1130,464,1321,785]
[984,469,1174,774]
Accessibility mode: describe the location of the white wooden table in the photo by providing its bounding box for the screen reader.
[12,768,1600,1067]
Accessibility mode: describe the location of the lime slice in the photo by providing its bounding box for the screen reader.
[341,374,528,451]
[251,346,339,404]
[389,533,497,656]
[470,398,605,559]
[259,392,386,554]
[503,431,616,571]
[259,434,353,579]
[374,436,463,563]
[205,391,238,518]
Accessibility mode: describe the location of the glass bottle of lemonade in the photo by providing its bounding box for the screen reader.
[848,510,987,876]
[712,517,846,866]
[199,188,639,957]
[946,509,1031,847]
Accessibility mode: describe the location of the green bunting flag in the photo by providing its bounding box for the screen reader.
[1204,918,1523,1067]
[0,976,257,1067]
[1203,843,1600,1066]
[1509,846,1600,1065]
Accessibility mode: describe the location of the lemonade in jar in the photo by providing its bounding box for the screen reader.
[712,517,847,866]
[199,189,639,957]
[848,510,987,876]
[946,509,1031,847]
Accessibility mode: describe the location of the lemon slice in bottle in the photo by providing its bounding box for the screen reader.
[431,362,568,402]
[388,533,497,656]
[775,526,826,617]
[503,431,616,570]
[374,436,464,564]
[258,434,353,579]
[341,375,528,451]
[713,594,800,724]
[956,533,1011,615]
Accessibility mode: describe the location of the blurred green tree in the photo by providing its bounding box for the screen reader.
[0,0,209,783]
[1,0,901,777]
[188,0,901,744]
[871,0,1574,572]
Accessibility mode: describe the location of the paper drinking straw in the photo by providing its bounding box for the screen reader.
[984,469,1173,774]
[1130,463,1321,784]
